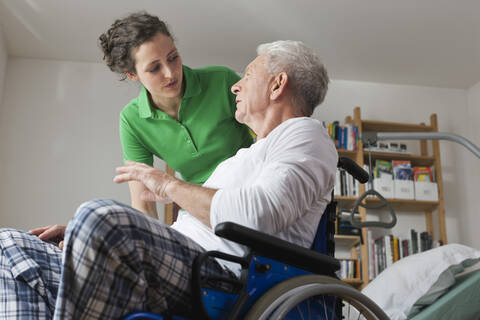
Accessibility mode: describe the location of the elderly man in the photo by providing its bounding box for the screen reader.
[0,40,337,319]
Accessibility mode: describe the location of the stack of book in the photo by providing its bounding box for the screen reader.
[334,168,361,196]
[336,259,360,280]
[367,229,436,280]
[323,121,359,151]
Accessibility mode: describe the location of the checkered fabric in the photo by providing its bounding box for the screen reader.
[1,199,236,319]
[0,228,62,319]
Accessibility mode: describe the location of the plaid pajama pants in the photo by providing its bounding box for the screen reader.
[0,199,236,319]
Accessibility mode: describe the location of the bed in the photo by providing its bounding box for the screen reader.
[361,244,480,320]
[411,269,480,320]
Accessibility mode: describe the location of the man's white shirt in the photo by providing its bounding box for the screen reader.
[172,117,338,274]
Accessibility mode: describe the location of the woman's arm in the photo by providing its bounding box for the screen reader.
[128,181,159,219]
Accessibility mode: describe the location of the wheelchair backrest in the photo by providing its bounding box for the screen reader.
[311,157,368,257]
[311,199,336,257]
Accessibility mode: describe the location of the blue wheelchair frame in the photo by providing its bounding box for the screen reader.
[124,157,367,320]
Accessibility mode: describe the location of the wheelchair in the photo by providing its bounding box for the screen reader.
[124,158,389,320]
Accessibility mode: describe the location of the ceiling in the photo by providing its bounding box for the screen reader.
[1,0,479,89]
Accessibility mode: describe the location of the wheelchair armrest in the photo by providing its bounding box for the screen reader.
[215,222,340,275]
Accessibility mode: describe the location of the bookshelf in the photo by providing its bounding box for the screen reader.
[334,106,446,288]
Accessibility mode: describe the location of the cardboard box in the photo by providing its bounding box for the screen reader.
[373,178,394,199]
[394,180,415,200]
[414,181,439,201]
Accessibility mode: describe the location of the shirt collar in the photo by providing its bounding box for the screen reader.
[138,65,202,119]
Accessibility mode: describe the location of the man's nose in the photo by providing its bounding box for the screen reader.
[231,82,240,94]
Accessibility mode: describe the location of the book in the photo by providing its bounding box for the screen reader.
[411,229,419,254]
[324,121,359,151]
[420,231,433,252]
[367,230,375,280]
[392,160,413,180]
[334,169,341,196]
[393,237,399,262]
[401,239,409,258]
[413,166,433,182]
[375,160,393,180]
[385,235,393,269]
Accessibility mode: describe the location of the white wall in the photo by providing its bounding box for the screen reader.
[0,58,166,230]
[314,80,470,245]
[0,25,7,108]
[464,81,480,248]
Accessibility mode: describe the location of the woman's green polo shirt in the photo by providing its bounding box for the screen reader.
[119,65,253,185]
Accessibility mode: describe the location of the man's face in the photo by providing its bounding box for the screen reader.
[231,54,272,125]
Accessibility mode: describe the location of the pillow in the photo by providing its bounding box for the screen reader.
[361,243,480,320]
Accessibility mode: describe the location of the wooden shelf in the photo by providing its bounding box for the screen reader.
[362,120,433,133]
[336,108,447,289]
[337,149,358,159]
[362,151,435,166]
[342,278,363,287]
[335,196,439,212]
[335,234,361,247]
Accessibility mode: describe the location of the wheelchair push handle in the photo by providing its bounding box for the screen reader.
[337,157,370,183]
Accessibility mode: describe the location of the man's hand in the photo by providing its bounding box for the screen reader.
[29,225,66,250]
[114,161,175,203]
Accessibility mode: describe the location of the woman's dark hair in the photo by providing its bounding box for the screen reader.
[98,12,173,80]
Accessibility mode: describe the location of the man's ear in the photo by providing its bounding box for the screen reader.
[270,72,288,100]
[126,72,139,81]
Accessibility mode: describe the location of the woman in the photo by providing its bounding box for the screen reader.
[28,11,254,250]
[99,12,253,218]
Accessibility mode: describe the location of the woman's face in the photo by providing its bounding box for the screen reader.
[128,32,183,100]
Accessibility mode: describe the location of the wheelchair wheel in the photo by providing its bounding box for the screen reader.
[244,274,388,320]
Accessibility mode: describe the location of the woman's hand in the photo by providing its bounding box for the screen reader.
[114,161,175,203]
[29,225,66,250]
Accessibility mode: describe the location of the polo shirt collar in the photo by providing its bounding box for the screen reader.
[182,65,202,99]
[138,65,202,119]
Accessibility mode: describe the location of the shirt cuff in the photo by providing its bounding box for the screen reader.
[210,188,224,228]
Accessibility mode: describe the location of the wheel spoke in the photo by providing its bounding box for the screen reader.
[330,295,337,320]
[244,275,389,320]
[322,295,328,319]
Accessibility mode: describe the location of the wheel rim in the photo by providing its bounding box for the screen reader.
[245,275,388,320]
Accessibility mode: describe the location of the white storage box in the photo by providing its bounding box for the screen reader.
[414,181,439,201]
[394,180,415,200]
[373,178,394,199]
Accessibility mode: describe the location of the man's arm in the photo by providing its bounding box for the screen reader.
[114,161,216,227]
[165,180,217,227]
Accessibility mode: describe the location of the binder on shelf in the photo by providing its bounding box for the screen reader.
[414,181,439,201]
[373,178,394,199]
[394,180,415,199]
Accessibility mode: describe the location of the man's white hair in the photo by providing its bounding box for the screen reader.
[257,40,329,116]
